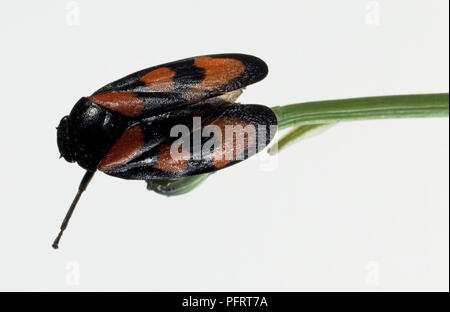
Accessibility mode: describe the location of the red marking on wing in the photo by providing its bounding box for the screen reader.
[88,92,146,117]
[154,142,190,173]
[210,118,256,169]
[140,66,176,91]
[98,125,144,171]
[185,57,246,103]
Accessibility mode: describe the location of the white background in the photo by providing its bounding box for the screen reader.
[0,0,448,291]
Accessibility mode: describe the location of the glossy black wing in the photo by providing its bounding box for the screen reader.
[88,54,268,118]
[97,100,277,180]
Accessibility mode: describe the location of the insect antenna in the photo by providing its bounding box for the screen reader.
[52,170,96,249]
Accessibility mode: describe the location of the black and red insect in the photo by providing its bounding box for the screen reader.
[54,53,277,249]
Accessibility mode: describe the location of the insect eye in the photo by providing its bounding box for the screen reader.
[57,116,76,163]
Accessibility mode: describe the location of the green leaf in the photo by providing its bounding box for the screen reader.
[146,174,211,196]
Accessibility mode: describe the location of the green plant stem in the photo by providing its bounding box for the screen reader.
[148,93,449,196]
[269,123,335,155]
[272,93,449,130]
